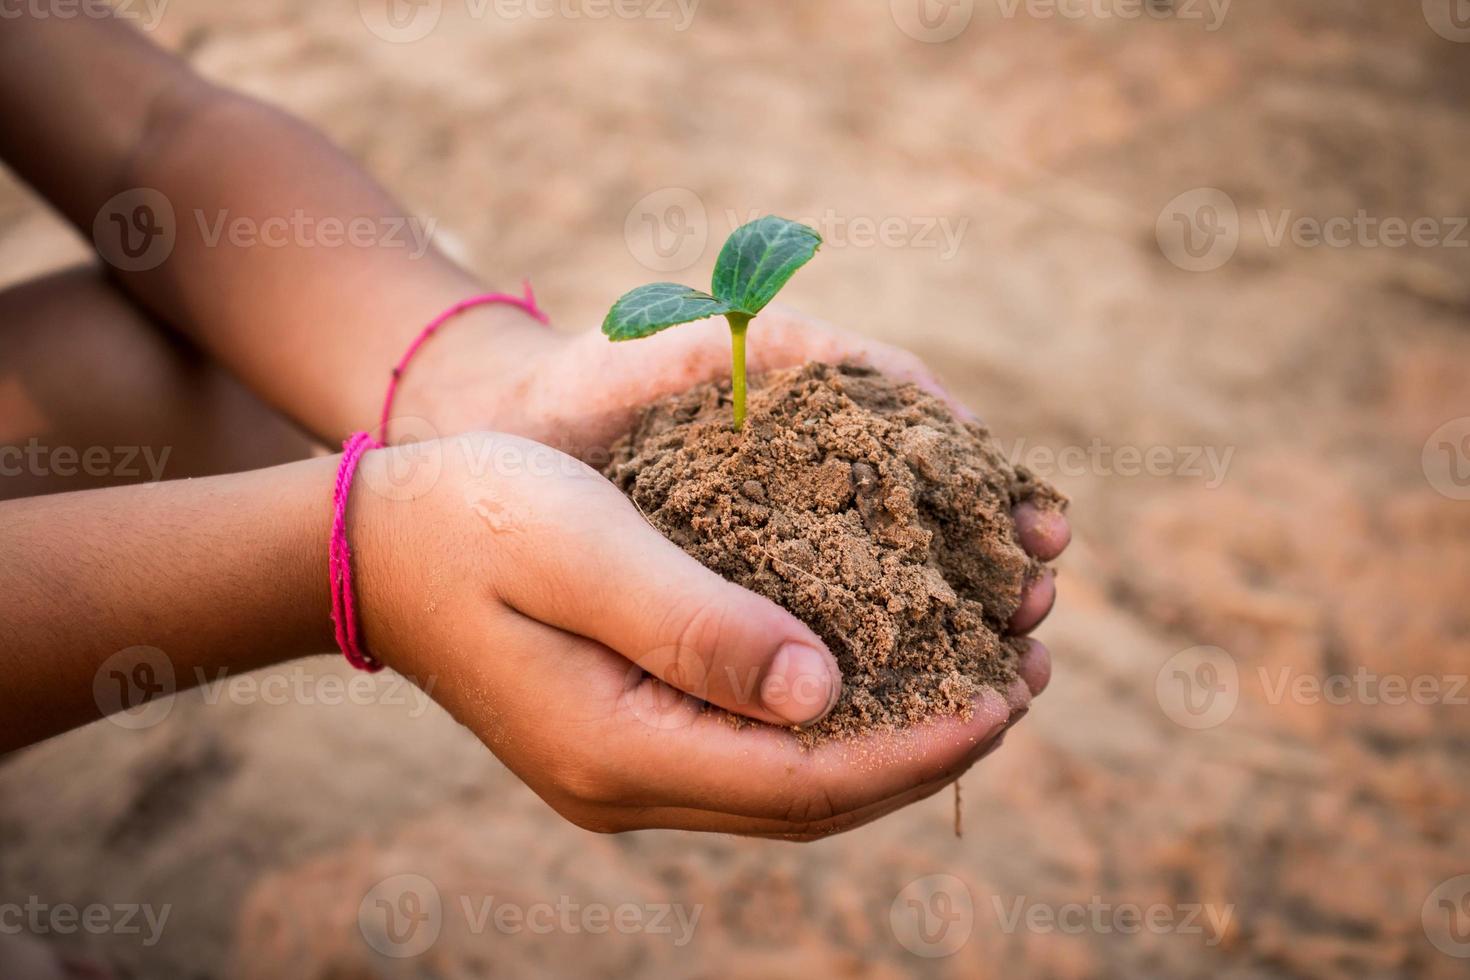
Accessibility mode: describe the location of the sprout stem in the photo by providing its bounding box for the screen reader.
[727,313,751,431]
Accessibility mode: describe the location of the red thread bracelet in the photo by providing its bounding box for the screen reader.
[329,283,550,671]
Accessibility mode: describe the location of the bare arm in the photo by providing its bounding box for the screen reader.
[0,9,556,444]
[0,457,336,750]
[0,432,1023,839]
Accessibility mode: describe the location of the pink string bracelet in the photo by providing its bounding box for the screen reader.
[329,283,550,671]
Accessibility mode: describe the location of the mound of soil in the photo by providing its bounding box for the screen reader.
[603,362,1065,742]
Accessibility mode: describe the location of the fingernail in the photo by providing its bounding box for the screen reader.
[761,642,840,725]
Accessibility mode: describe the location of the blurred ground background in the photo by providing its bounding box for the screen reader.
[2,0,1469,977]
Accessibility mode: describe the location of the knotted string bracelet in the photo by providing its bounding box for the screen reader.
[328,284,549,670]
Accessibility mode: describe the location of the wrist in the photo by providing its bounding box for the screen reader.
[334,440,441,678]
[383,302,566,443]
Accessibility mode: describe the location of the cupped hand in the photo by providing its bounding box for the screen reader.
[350,432,1044,837]
[420,304,1071,644]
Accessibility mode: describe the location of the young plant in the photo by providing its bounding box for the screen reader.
[602,215,823,431]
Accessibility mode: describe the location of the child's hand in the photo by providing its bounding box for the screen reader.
[420,305,969,459]
[409,305,1070,640]
[350,432,1034,837]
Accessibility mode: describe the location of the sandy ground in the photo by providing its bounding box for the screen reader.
[2,1,1469,977]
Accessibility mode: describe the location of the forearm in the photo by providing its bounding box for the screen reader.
[0,10,558,443]
[0,7,184,222]
[108,90,558,442]
[0,456,338,750]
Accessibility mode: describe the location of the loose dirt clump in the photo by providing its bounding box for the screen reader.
[603,362,1065,743]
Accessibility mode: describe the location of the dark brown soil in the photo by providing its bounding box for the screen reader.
[603,362,1065,742]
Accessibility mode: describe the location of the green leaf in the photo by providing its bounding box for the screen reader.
[601,283,734,341]
[710,216,822,315]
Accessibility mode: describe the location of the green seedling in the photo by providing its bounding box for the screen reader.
[603,215,823,430]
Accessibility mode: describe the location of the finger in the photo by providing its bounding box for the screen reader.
[742,730,1015,839]
[1017,637,1051,696]
[471,609,1027,825]
[601,737,1002,839]
[636,710,1025,839]
[480,452,841,726]
[608,677,1022,820]
[1013,501,1071,561]
[1007,568,1056,636]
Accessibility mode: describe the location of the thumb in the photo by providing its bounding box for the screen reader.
[489,468,842,726]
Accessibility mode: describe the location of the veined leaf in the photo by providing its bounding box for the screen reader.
[710,216,822,315]
[601,283,734,340]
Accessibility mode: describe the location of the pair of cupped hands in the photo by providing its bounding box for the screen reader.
[357,305,1068,840]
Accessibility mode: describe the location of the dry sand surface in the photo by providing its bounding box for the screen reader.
[2,1,1469,977]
